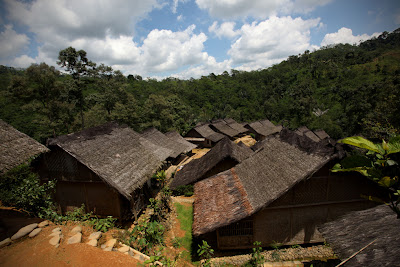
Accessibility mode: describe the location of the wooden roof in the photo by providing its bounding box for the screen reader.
[48,122,164,200]
[193,134,337,236]
[0,119,49,174]
[170,137,253,189]
[319,205,400,267]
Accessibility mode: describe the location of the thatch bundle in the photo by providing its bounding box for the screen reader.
[0,119,49,174]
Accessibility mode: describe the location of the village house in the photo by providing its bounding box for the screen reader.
[0,119,49,175]
[170,137,253,189]
[184,122,225,147]
[192,130,382,249]
[319,204,400,267]
[37,122,173,219]
[244,119,282,141]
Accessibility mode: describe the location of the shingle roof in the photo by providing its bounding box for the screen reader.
[319,205,400,267]
[0,119,49,174]
[48,122,164,200]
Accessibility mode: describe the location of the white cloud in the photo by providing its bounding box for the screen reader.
[195,0,331,19]
[321,27,381,46]
[177,15,183,21]
[209,21,240,39]
[11,54,36,68]
[228,16,320,69]
[0,24,30,59]
[140,25,209,73]
[172,0,188,13]
[172,57,232,79]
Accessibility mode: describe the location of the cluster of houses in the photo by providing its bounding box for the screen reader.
[1,118,397,266]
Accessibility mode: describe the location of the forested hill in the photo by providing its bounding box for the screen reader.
[1,29,399,143]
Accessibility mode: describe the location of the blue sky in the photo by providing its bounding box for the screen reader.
[0,0,399,79]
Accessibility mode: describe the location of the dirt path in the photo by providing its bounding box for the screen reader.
[0,223,141,267]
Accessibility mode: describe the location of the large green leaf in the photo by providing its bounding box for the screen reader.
[340,155,373,169]
[338,136,381,153]
[387,136,400,155]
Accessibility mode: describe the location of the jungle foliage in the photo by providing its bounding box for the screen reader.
[1,29,400,142]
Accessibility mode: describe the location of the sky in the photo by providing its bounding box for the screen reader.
[0,0,399,80]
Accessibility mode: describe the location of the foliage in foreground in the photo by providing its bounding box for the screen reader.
[0,163,55,216]
[332,136,400,217]
[197,240,214,267]
[40,203,117,232]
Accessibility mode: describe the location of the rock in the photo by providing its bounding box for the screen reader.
[38,221,49,228]
[52,227,62,233]
[49,232,61,237]
[29,228,42,238]
[0,238,12,248]
[67,233,82,244]
[70,225,82,235]
[87,239,97,247]
[118,245,130,253]
[101,244,106,249]
[104,238,117,248]
[49,235,61,246]
[103,246,113,252]
[88,231,102,240]
[11,223,38,240]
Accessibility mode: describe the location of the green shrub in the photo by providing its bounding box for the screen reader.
[88,216,117,232]
[128,219,165,254]
[172,184,194,197]
[0,163,55,216]
[197,240,214,267]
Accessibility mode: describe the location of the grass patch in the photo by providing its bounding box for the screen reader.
[174,202,193,260]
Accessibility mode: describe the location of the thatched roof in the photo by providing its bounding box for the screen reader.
[165,131,197,153]
[0,119,49,174]
[319,205,400,267]
[246,119,281,137]
[48,122,163,200]
[211,121,240,138]
[170,137,253,189]
[141,128,184,159]
[295,126,322,143]
[224,118,248,134]
[192,124,225,143]
[193,135,336,236]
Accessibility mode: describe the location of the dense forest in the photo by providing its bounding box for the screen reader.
[1,28,399,143]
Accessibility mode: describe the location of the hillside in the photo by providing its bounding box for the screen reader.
[0,28,399,142]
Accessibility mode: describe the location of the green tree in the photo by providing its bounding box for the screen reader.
[57,47,96,129]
